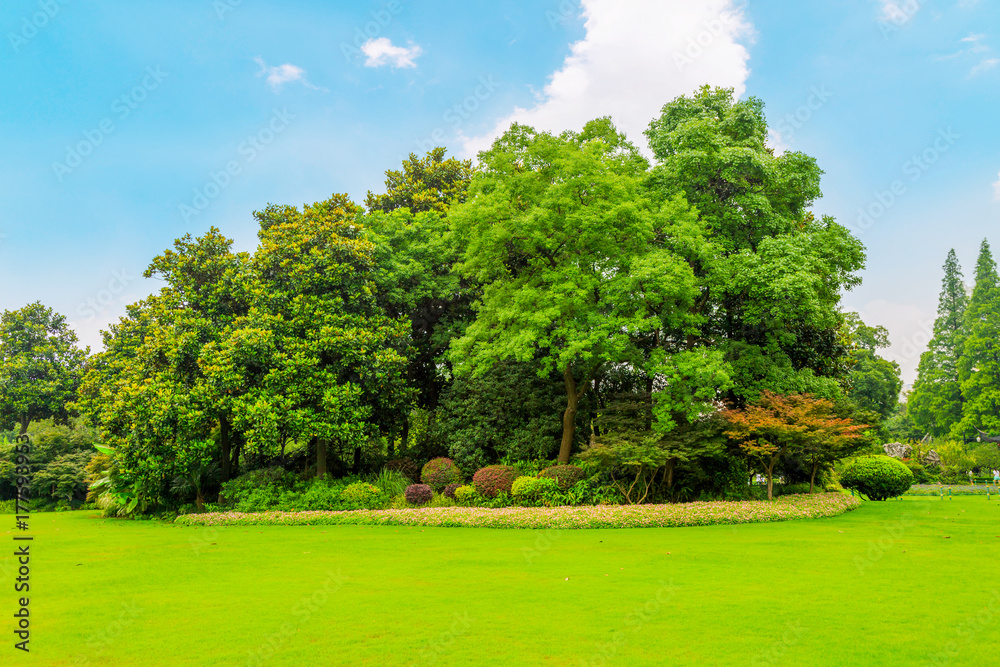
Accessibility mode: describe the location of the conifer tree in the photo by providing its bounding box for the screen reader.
[955,239,1000,437]
[909,249,967,436]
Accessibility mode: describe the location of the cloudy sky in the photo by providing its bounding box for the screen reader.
[2,0,998,385]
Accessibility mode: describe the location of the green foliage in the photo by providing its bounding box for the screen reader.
[340,482,382,506]
[365,147,474,215]
[453,484,478,503]
[420,457,463,491]
[370,469,410,497]
[434,361,570,472]
[840,455,914,500]
[0,302,88,434]
[385,458,420,482]
[538,465,585,490]
[472,465,518,498]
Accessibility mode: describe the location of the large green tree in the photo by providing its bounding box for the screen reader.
[449,119,709,463]
[956,239,1000,437]
[202,195,411,477]
[645,86,866,405]
[0,302,88,435]
[909,249,968,436]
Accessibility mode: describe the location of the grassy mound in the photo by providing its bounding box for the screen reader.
[176,493,860,529]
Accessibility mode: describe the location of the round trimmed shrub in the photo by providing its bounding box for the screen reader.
[386,458,420,482]
[442,483,462,499]
[421,457,463,491]
[405,483,433,505]
[840,455,914,501]
[454,485,478,503]
[472,465,518,498]
[339,482,382,507]
[511,476,541,498]
[538,464,585,490]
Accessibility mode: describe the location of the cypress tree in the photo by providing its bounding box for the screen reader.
[955,239,1000,437]
[909,249,967,436]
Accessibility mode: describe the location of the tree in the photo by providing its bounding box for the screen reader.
[956,239,1000,437]
[645,87,866,405]
[909,249,968,436]
[202,195,411,477]
[449,119,702,463]
[723,392,866,499]
[843,316,902,421]
[365,147,474,215]
[0,302,88,435]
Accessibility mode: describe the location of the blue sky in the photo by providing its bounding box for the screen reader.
[1,0,998,385]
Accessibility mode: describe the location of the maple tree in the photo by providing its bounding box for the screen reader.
[723,392,867,499]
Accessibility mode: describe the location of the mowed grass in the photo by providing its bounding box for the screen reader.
[4,497,1000,666]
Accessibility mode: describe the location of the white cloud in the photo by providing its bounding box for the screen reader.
[993,171,1000,200]
[854,299,936,385]
[969,57,1000,77]
[254,57,321,91]
[459,0,752,158]
[361,37,422,68]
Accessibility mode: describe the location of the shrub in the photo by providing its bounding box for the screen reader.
[538,464,585,490]
[386,458,421,482]
[511,476,541,498]
[339,482,382,507]
[454,485,478,503]
[443,483,462,499]
[841,455,914,501]
[473,465,518,498]
[371,469,410,497]
[405,484,433,505]
[421,458,463,491]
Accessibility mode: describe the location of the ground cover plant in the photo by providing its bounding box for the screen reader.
[6,497,1000,665]
[176,492,860,529]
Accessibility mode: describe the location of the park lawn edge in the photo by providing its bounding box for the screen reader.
[174,493,861,529]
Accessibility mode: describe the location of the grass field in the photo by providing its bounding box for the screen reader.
[4,496,1000,666]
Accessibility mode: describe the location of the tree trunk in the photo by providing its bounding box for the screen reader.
[231,439,241,475]
[316,438,327,479]
[19,415,29,436]
[559,364,579,464]
[766,458,776,501]
[353,446,361,475]
[196,490,205,513]
[645,374,654,432]
[809,461,819,494]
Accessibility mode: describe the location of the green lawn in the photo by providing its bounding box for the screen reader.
[4,496,1000,665]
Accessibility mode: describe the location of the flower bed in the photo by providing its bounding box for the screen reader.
[176,493,860,530]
